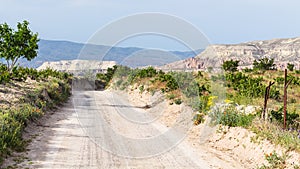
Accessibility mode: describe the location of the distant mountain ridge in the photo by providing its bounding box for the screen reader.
[19,39,202,68]
[160,37,300,70]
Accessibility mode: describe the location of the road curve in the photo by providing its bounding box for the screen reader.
[14,90,243,169]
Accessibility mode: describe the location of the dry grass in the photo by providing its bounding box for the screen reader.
[251,118,300,152]
[0,79,37,109]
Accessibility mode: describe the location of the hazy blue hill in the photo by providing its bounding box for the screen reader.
[19,39,201,68]
[39,40,82,60]
[171,50,203,58]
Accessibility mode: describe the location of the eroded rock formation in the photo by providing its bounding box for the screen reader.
[161,37,300,70]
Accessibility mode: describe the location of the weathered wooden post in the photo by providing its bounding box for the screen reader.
[262,81,275,120]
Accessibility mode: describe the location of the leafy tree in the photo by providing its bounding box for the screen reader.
[222,59,239,72]
[287,63,294,71]
[0,21,39,72]
[253,57,276,71]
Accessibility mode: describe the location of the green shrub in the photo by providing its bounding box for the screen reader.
[139,85,144,93]
[174,98,182,105]
[270,107,300,129]
[193,113,205,125]
[257,151,288,169]
[269,87,280,101]
[136,66,157,78]
[0,113,24,158]
[157,74,179,91]
[242,68,253,73]
[96,65,117,87]
[290,98,297,103]
[225,72,280,100]
[274,77,285,84]
[287,63,295,71]
[210,105,255,127]
[187,95,211,113]
[167,93,176,100]
[0,70,10,84]
[222,59,239,72]
[253,57,276,71]
[115,79,123,87]
[9,104,43,126]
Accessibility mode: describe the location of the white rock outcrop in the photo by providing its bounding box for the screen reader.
[37,60,117,75]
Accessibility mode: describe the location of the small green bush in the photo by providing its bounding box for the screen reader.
[167,93,176,100]
[157,74,179,91]
[222,59,239,72]
[287,63,295,71]
[270,107,300,129]
[174,98,182,105]
[193,113,205,125]
[253,57,276,71]
[139,85,144,93]
[242,68,253,73]
[257,151,288,169]
[210,106,255,127]
[0,70,10,84]
[136,66,157,78]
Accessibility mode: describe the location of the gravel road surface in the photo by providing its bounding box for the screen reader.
[11,90,243,169]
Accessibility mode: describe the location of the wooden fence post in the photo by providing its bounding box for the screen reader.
[262,81,275,120]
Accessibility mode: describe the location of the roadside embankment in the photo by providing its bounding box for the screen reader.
[0,68,72,166]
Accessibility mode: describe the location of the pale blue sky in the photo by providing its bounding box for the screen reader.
[1,0,299,50]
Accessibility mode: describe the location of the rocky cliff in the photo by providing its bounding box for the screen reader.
[160,37,300,70]
[37,60,116,75]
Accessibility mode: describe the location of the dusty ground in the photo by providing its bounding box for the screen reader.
[125,87,300,169]
[3,90,245,169]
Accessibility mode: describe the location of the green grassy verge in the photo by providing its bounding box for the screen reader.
[0,67,72,165]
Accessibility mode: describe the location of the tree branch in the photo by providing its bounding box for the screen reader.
[11,57,19,68]
[6,60,9,70]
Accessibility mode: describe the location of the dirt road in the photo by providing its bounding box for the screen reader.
[10,90,244,169]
